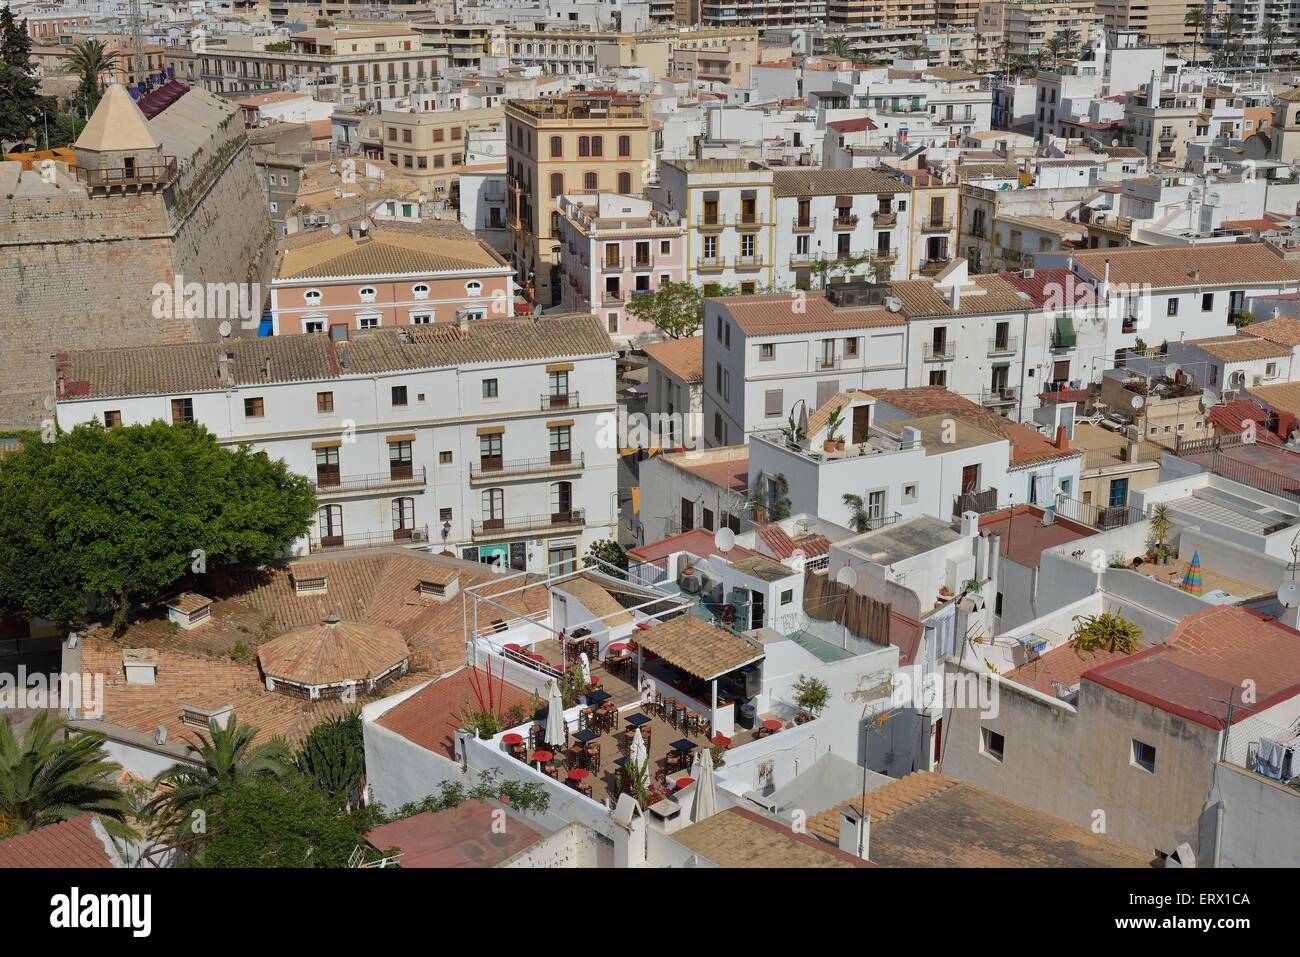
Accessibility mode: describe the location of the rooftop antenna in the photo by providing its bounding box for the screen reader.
[129,0,146,89]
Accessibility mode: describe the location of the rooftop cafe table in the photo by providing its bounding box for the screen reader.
[503,733,525,746]
[531,750,553,767]
[609,642,631,651]
[625,713,652,729]
[669,738,697,755]
[710,735,732,748]
[673,777,695,791]
[587,689,612,705]
[761,719,783,732]
[567,768,589,781]
[574,728,600,745]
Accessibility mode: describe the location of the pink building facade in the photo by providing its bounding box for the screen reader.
[557,193,686,346]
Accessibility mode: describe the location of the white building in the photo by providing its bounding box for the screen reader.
[53,316,619,574]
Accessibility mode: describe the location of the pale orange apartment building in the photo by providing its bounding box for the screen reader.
[505,93,654,306]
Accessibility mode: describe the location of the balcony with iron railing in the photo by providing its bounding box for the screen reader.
[470,451,585,482]
[870,247,899,261]
[697,213,729,228]
[988,336,1018,356]
[981,386,1019,406]
[919,258,951,275]
[311,524,429,551]
[814,354,841,371]
[920,215,954,231]
[792,216,817,231]
[540,392,580,411]
[697,256,725,271]
[923,342,955,362]
[833,213,861,229]
[951,488,998,516]
[472,508,586,538]
[870,210,895,227]
[311,465,427,497]
[600,257,625,271]
[734,253,764,269]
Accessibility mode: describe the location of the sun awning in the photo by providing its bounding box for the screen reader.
[635,614,764,682]
[992,361,1011,369]
[1055,312,1077,348]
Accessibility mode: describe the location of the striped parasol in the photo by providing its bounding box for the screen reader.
[1181,551,1203,596]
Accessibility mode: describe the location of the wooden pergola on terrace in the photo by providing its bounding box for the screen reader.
[632,614,765,737]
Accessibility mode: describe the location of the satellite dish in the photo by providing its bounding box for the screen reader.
[331,223,342,235]
[1280,580,1300,609]
[713,527,736,553]
[217,320,232,338]
[1130,394,1146,410]
[1201,389,1218,411]
[835,566,858,589]
[1110,138,1119,147]
[1165,362,1180,378]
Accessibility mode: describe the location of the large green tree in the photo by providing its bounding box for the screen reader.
[0,7,44,148]
[0,713,134,837]
[0,421,316,628]
[184,773,368,868]
[624,280,704,339]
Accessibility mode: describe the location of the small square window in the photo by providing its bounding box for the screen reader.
[760,343,775,361]
[1166,298,1179,317]
[981,728,1005,762]
[439,450,453,464]
[440,507,453,522]
[780,588,793,605]
[244,397,264,418]
[902,483,918,503]
[316,391,334,413]
[392,385,408,406]
[171,397,194,423]
[482,378,499,399]
[1133,739,1156,772]
[104,410,122,428]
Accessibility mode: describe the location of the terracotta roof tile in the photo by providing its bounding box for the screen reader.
[634,614,764,681]
[888,274,1032,318]
[1186,333,1292,362]
[276,225,504,279]
[642,336,703,384]
[1243,316,1300,347]
[713,293,903,337]
[0,815,119,868]
[1003,642,1131,696]
[1071,243,1300,288]
[771,166,902,197]
[870,386,1010,437]
[258,617,409,688]
[756,523,830,561]
[376,667,535,758]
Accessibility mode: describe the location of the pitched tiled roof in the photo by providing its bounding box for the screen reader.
[806,390,867,438]
[756,523,831,561]
[634,615,764,681]
[771,167,903,197]
[1243,316,1300,347]
[1186,333,1292,362]
[642,336,703,383]
[365,801,544,866]
[375,667,535,758]
[1071,243,1300,288]
[869,386,1010,437]
[258,617,410,687]
[712,293,903,337]
[999,267,1100,307]
[1004,421,1079,468]
[556,574,632,626]
[60,316,614,399]
[807,772,1150,867]
[0,815,119,868]
[276,227,504,279]
[1085,605,1300,729]
[673,807,867,868]
[825,117,878,134]
[1003,642,1132,696]
[887,274,1032,318]
[957,162,1018,181]
[1207,399,1283,444]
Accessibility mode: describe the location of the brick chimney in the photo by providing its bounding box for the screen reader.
[1054,425,1070,450]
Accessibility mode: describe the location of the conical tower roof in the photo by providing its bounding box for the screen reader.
[74,83,159,154]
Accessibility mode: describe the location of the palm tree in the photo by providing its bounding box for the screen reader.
[972,32,986,68]
[0,713,134,837]
[1216,14,1243,68]
[1184,7,1208,66]
[1261,21,1283,70]
[68,38,118,116]
[826,34,851,60]
[1047,28,1080,65]
[143,718,292,842]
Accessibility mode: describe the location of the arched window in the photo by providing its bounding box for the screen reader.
[617,171,631,193]
[550,481,573,521]
[584,171,598,190]
[359,286,377,303]
[304,288,322,305]
[618,134,631,157]
[550,172,564,198]
[412,283,430,299]
[465,280,483,296]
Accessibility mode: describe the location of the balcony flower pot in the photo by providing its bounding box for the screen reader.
[834,437,846,452]
[823,439,837,453]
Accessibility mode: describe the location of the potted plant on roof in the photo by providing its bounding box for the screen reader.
[792,674,830,725]
[824,405,845,453]
[1069,609,1141,657]
[1148,503,1174,564]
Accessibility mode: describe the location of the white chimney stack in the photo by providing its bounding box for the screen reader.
[961,510,980,537]
[839,805,870,860]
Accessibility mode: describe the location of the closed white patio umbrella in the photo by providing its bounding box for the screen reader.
[690,747,718,822]
[630,727,648,774]
[579,651,592,685]
[544,679,566,750]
